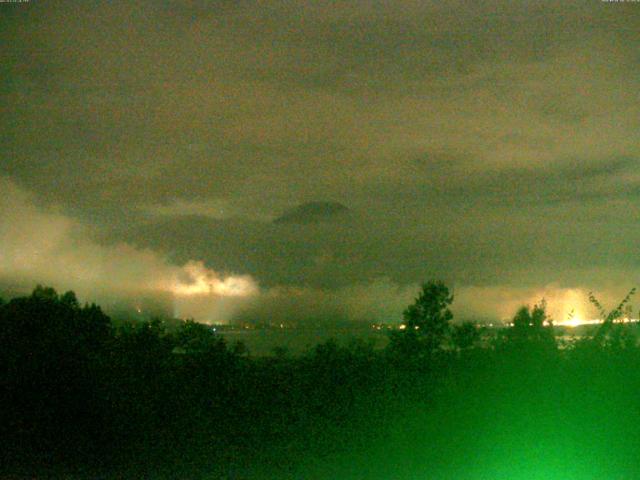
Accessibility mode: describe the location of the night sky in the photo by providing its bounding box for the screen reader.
[1,0,639,323]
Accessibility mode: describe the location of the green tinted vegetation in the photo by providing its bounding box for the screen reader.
[1,283,640,479]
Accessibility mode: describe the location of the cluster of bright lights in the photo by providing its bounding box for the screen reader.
[561,315,599,328]
[560,315,638,328]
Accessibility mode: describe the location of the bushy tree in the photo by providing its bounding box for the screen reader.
[0,286,113,462]
[176,319,226,354]
[452,321,480,351]
[502,300,555,350]
[588,288,636,349]
[389,280,454,357]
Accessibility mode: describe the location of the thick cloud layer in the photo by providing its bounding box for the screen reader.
[1,177,632,325]
[0,178,259,322]
[1,0,639,323]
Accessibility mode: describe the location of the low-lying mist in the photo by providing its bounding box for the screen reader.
[0,177,631,326]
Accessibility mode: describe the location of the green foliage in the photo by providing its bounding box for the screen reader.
[0,285,111,358]
[389,280,454,357]
[31,284,58,301]
[5,283,640,479]
[272,345,289,359]
[403,281,454,333]
[588,288,637,349]
[452,321,480,351]
[500,300,556,351]
[0,286,113,466]
[60,290,80,309]
[175,319,226,354]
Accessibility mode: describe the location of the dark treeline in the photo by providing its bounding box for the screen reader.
[2,283,640,479]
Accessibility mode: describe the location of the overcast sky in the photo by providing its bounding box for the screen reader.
[1,0,639,323]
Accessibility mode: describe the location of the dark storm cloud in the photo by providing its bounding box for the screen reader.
[1,0,639,322]
[418,155,640,206]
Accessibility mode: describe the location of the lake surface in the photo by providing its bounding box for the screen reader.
[219,326,593,356]
[219,327,390,356]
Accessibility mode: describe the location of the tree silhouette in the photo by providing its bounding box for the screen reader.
[502,300,555,350]
[589,288,636,349]
[176,319,226,355]
[452,321,480,351]
[389,280,454,357]
[0,286,114,464]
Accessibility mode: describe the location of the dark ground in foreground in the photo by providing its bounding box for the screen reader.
[2,288,640,479]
